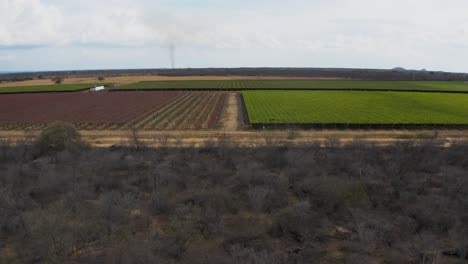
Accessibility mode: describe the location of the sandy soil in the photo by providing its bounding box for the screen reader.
[220,92,241,131]
[0,75,344,87]
[1,129,467,148]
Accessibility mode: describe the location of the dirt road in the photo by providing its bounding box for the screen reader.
[1,129,467,148]
[220,92,241,131]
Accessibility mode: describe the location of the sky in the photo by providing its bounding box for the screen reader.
[0,0,468,72]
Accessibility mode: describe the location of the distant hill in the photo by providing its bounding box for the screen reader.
[1,68,467,82]
[393,67,429,72]
[0,71,19,75]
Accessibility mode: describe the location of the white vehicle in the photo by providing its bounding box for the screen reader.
[90,86,105,92]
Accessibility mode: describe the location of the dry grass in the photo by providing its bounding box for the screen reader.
[0,79,55,87]
[0,129,465,148]
[0,75,343,87]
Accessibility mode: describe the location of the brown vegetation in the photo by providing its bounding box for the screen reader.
[1,134,468,263]
[1,129,468,148]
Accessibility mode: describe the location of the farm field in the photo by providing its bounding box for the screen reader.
[116,80,468,92]
[0,91,225,130]
[127,91,225,130]
[0,75,322,87]
[242,91,468,126]
[0,83,106,94]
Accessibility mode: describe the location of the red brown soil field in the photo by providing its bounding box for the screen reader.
[0,91,182,130]
[0,91,225,130]
[132,92,226,130]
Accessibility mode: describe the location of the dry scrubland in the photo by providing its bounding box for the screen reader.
[1,136,468,263]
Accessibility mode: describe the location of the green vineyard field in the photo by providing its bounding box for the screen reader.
[116,80,468,92]
[0,84,106,94]
[242,91,468,125]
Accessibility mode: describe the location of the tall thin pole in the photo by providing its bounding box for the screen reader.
[170,44,175,69]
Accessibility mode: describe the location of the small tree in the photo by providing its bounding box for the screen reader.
[34,122,86,157]
[52,77,63,84]
[97,76,105,81]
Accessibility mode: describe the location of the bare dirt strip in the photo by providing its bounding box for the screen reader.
[220,92,241,131]
[1,130,468,148]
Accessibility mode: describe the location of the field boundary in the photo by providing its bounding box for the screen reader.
[0,88,92,95]
[0,83,109,94]
[248,123,468,130]
[110,87,468,94]
[239,93,250,127]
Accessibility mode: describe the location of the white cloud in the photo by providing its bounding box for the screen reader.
[0,0,468,72]
[75,9,154,46]
[0,0,63,46]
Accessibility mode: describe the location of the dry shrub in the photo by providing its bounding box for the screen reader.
[34,122,86,157]
[311,176,370,213]
[271,201,329,243]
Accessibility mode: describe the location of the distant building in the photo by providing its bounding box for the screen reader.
[90,86,105,92]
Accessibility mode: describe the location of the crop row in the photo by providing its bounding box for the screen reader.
[133,92,225,130]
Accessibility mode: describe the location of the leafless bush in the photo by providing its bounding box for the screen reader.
[417,232,444,264]
[19,203,107,263]
[154,216,198,260]
[271,201,328,243]
[310,176,370,213]
[449,220,468,260]
[230,244,277,264]
[346,210,393,255]
[148,192,173,215]
[0,189,22,235]
[128,127,146,150]
[157,133,170,147]
[104,239,159,263]
[248,186,269,213]
[286,130,297,140]
[98,191,135,229]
